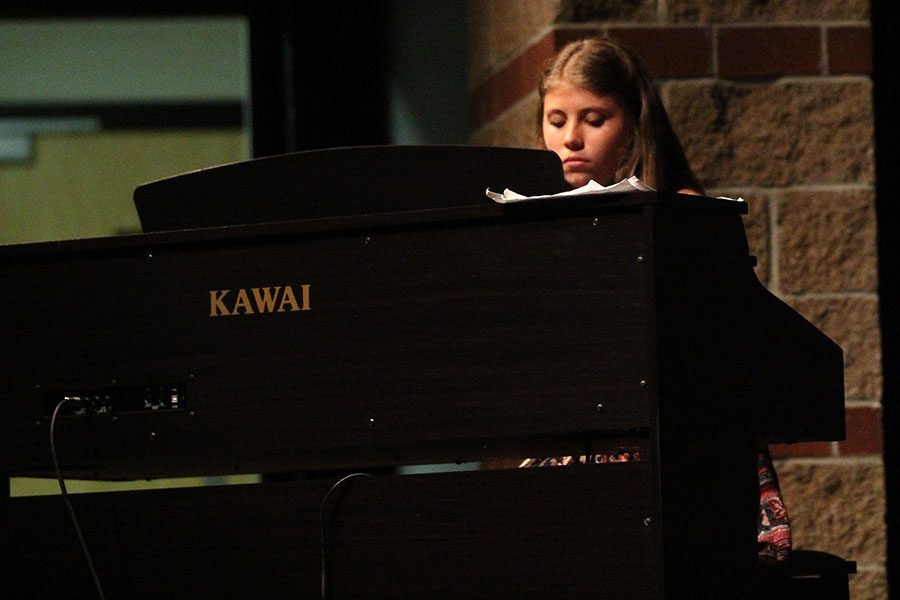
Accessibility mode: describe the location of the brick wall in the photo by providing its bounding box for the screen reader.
[467,1,884,597]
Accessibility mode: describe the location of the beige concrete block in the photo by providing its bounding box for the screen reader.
[849,569,888,600]
[778,189,877,294]
[787,297,882,401]
[666,0,870,22]
[775,461,885,564]
[489,2,539,69]
[664,80,874,188]
[523,0,562,34]
[468,0,559,84]
[555,0,658,22]
[470,92,543,149]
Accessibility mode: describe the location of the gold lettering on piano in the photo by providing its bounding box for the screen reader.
[209,284,311,317]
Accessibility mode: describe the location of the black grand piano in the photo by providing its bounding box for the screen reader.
[0,146,846,598]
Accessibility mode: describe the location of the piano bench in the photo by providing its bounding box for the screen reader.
[756,550,857,599]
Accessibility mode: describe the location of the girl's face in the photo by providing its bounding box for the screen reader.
[542,83,630,188]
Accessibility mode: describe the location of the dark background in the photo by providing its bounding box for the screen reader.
[0,2,393,157]
[2,1,896,592]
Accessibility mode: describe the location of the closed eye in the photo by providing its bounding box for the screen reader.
[546,113,566,128]
[585,111,605,126]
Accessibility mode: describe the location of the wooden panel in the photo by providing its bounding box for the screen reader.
[133,146,570,231]
[3,464,659,599]
[648,205,845,442]
[1,208,651,479]
[0,191,848,599]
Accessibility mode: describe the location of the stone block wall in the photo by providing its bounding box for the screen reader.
[467,1,884,597]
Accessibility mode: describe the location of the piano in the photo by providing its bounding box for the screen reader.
[0,146,845,598]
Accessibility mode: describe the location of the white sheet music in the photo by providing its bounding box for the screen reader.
[486,176,745,204]
[485,176,654,204]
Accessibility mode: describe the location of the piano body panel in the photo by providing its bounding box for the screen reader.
[1,205,654,479]
[0,187,846,598]
[635,204,846,593]
[647,205,846,444]
[4,463,661,600]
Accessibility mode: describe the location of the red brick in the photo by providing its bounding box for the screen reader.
[553,27,604,49]
[718,26,821,78]
[770,441,833,458]
[470,26,712,130]
[606,27,712,77]
[469,31,557,130]
[838,406,883,455]
[828,26,872,75]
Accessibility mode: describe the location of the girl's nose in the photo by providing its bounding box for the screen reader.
[563,125,583,150]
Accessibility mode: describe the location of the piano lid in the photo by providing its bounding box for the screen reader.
[133,145,570,233]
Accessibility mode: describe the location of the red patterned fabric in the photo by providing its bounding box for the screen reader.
[757,447,792,564]
[518,448,640,467]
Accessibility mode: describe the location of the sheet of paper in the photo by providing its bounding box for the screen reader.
[486,176,745,204]
[485,176,654,204]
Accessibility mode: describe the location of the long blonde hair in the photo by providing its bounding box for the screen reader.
[538,37,702,193]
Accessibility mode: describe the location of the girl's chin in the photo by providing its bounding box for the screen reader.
[564,173,595,188]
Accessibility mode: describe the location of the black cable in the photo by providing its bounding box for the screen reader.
[320,472,371,600]
[50,397,106,600]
